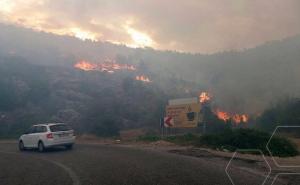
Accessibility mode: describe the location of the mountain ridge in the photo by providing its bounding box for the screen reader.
[0,23,300,115]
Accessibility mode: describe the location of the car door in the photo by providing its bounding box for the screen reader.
[30,126,42,148]
[22,126,35,147]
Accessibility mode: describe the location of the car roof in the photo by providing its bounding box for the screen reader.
[33,123,67,127]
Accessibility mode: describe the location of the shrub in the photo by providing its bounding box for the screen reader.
[137,135,161,142]
[268,136,299,157]
[198,128,298,157]
[164,133,199,145]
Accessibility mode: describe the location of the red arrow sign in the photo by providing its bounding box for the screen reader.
[164,116,174,127]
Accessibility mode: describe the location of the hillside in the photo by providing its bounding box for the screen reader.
[1,23,300,115]
[0,24,300,137]
[0,57,201,137]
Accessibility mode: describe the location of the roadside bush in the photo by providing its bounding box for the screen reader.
[268,136,299,157]
[198,128,298,157]
[164,133,199,145]
[137,135,160,142]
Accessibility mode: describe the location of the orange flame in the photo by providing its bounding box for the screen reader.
[199,91,249,124]
[74,60,97,71]
[74,59,136,73]
[232,114,248,123]
[199,92,211,103]
[214,109,248,124]
[214,109,231,121]
[136,75,152,83]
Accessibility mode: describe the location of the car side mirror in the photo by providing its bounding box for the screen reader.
[24,131,29,135]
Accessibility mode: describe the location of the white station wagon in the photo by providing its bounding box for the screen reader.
[19,123,75,152]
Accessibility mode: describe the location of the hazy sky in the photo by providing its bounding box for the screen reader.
[0,0,299,53]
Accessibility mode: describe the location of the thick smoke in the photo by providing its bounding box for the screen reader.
[0,0,300,53]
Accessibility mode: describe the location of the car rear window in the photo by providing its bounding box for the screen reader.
[50,124,71,132]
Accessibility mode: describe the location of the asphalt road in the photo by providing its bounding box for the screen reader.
[0,142,288,185]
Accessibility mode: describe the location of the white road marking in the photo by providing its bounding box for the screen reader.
[0,151,81,185]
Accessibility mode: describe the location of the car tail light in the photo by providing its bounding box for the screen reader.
[46,133,53,139]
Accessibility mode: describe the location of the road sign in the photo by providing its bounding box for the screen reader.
[166,103,201,128]
[164,116,174,127]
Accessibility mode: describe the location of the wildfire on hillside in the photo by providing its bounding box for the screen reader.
[74,59,153,83]
[136,75,152,83]
[74,59,136,73]
[74,60,97,71]
[199,91,249,124]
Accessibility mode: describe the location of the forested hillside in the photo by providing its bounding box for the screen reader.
[1,23,300,115]
[0,23,300,137]
[0,58,200,137]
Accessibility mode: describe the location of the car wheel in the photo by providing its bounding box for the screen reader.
[19,141,25,151]
[65,144,73,150]
[38,141,45,152]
